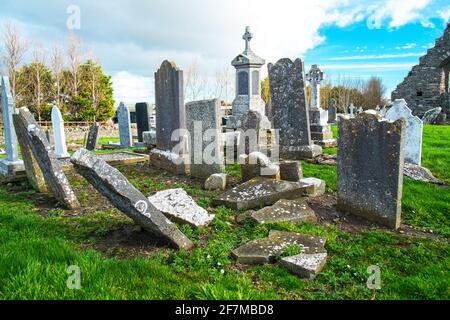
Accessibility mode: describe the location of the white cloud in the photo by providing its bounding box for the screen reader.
[329,52,424,61]
[322,63,415,70]
[112,72,153,104]
[395,43,417,50]
[439,7,450,21]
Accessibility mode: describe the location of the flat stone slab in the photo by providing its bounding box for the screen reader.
[213,177,311,210]
[149,148,188,175]
[71,149,193,250]
[148,188,215,228]
[281,252,328,280]
[403,163,443,185]
[301,178,326,197]
[232,230,327,265]
[60,152,149,168]
[250,199,317,225]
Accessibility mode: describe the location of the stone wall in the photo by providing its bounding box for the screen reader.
[392,23,450,118]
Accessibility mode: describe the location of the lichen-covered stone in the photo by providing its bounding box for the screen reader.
[281,252,328,280]
[422,107,442,124]
[85,123,100,151]
[213,177,310,210]
[301,178,326,197]
[204,173,227,191]
[250,199,317,225]
[232,230,326,264]
[149,148,188,175]
[148,188,214,227]
[279,161,303,182]
[71,149,193,250]
[337,112,405,229]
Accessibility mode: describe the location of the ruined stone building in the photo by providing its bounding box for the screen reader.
[392,23,450,118]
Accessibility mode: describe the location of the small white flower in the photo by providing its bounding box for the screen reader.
[220,269,225,274]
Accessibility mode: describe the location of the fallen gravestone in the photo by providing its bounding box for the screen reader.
[280,252,328,280]
[213,177,311,210]
[204,173,227,191]
[148,188,215,228]
[403,162,444,185]
[240,152,279,182]
[70,149,193,250]
[14,107,79,209]
[249,199,317,225]
[85,122,100,151]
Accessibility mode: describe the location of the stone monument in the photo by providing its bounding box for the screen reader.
[51,106,70,158]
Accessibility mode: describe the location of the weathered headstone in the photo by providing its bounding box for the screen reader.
[142,129,157,147]
[240,152,280,182]
[51,106,70,158]
[71,148,193,250]
[268,58,322,159]
[117,102,133,148]
[85,122,100,151]
[0,76,24,178]
[337,111,405,229]
[422,107,442,124]
[135,102,150,143]
[186,99,224,179]
[279,160,303,182]
[239,110,272,155]
[14,107,79,209]
[385,99,423,165]
[349,104,356,117]
[328,99,337,124]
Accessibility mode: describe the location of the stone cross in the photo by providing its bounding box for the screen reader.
[243,26,253,52]
[51,106,70,158]
[1,76,20,163]
[117,102,133,148]
[306,65,325,110]
[349,104,355,117]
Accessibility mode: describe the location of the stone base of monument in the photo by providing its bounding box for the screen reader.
[0,160,25,181]
[149,148,189,175]
[310,124,336,147]
[281,144,323,160]
[317,139,337,148]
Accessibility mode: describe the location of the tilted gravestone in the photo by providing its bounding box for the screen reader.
[135,102,150,143]
[385,99,423,166]
[14,107,79,209]
[268,58,322,159]
[154,60,185,152]
[85,122,100,151]
[328,99,337,124]
[186,99,224,179]
[13,109,47,192]
[117,102,133,148]
[337,111,405,229]
[71,148,193,250]
[51,106,70,158]
[0,76,24,177]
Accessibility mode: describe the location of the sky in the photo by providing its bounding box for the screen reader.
[0,0,449,104]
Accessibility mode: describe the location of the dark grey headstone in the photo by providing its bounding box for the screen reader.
[14,107,79,209]
[328,99,337,124]
[85,122,100,151]
[155,60,185,151]
[337,112,405,229]
[136,102,150,142]
[71,149,194,250]
[117,102,132,148]
[238,71,249,95]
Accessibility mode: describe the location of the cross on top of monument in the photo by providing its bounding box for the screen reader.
[306,64,325,84]
[243,26,253,52]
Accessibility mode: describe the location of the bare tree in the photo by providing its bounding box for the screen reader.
[185,59,203,102]
[31,43,47,121]
[1,21,29,100]
[51,44,64,107]
[214,66,232,103]
[66,33,83,113]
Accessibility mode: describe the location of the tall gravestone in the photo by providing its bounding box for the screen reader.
[348,104,355,117]
[328,99,337,124]
[0,76,24,178]
[186,99,224,179]
[337,111,405,229]
[51,106,70,158]
[385,99,423,166]
[117,102,133,148]
[85,122,100,151]
[306,65,335,147]
[135,102,150,143]
[268,58,322,159]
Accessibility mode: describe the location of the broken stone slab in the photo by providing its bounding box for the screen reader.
[422,107,442,124]
[250,199,317,225]
[301,178,326,197]
[403,163,444,185]
[232,230,327,264]
[149,148,189,175]
[71,148,194,250]
[213,177,311,211]
[14,107,79,209]
[204,173,227,191]
[148,188,214,228]
[240,152,280,182]
[279,161,303,182]
[280,144,323,160]
[143,129,157,147]
[280,252,328,280]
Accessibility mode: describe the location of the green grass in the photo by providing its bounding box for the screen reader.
[0,129,449,300]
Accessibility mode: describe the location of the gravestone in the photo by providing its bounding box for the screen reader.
[51,106,70,158]
[14,107,79,209]
[249,199,317,225]
[186,99,224,179]
[71,149,193,250]
[268,58,322,159]
[422,107,442,124]
[239,110,272,155]
[337,111,405,229]
[385,99,423,165]
[117,102,133,148]
[306,65,335,147]
[12,109,47,192]
[328,99,337,124]
[349,104,356,117]
[135,102,150,142]
[85,122,100,151]
[0,76,24,178]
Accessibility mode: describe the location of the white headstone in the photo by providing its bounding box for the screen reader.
[349,104,355,117]
[51,106,70,158]
[1,76,20,162]
[385,99,423,166]
[306,64,325,110]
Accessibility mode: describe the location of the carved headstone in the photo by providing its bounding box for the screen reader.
[51,106,70,158]
[337,111,405,229]
[328,99,337,124]
[385,99,423,165]
[117,102,133,148]
[85,122,100,151]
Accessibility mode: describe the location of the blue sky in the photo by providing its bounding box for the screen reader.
[0,0,449,103]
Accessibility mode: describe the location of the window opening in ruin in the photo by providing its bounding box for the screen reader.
[417,91,423,97]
